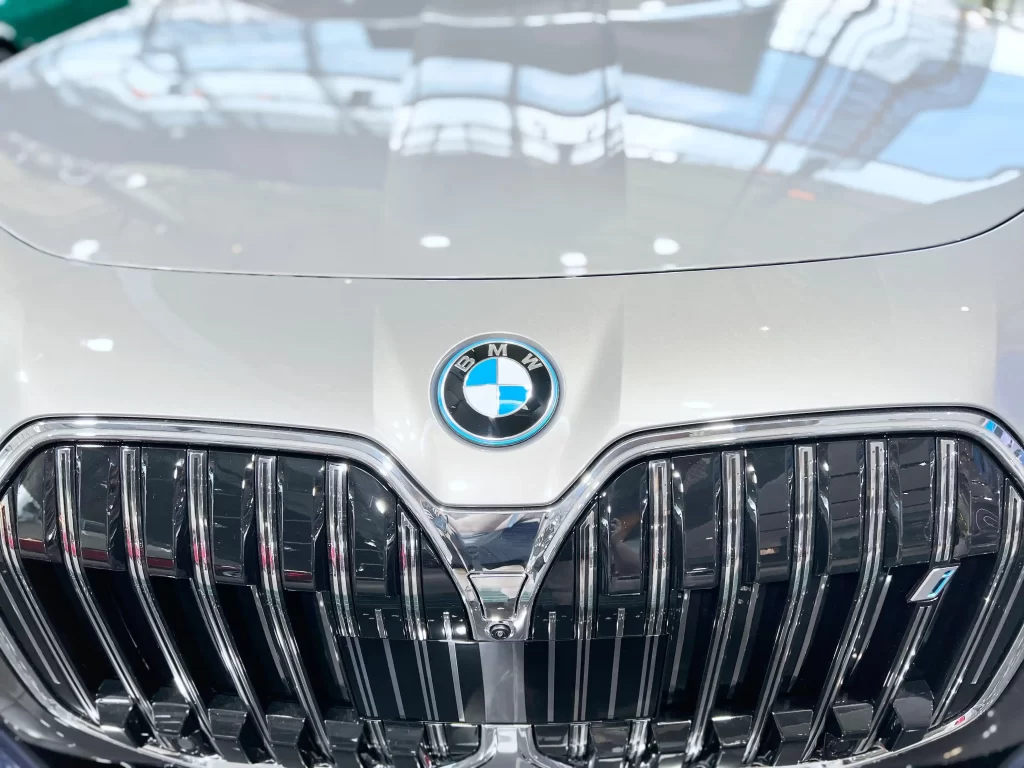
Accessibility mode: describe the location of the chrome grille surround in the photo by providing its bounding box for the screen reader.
[0,410,1021,768]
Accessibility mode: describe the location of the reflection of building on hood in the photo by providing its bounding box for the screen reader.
[782,0,998,167]
[383,19,628,252]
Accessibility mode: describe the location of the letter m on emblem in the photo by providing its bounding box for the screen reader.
[488,343,508,358]
[521,353,543,371]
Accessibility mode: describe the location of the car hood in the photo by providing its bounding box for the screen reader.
[0,0,1022,279]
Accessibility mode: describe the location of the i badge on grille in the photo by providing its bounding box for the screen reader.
[908,565,959,603]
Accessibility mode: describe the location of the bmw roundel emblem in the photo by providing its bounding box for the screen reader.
[435,337,559,447]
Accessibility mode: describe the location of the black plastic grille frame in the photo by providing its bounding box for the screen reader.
[0,420,1021,768]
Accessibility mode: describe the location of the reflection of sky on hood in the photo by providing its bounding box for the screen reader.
[4,0,1024,204]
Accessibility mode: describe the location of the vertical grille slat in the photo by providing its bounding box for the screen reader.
[54,446,171,749]
[573,505,597,723]
[685,451,744,760]
[121,447,220,755]
[932,482,1023,724]
[326,462,377,719]
[743,445,817,763]
[399,510,440,722]
[186,449,277,760]
[645,460,670,637]
[854,438,959,753]
[254,455,334,759]
[800,440,889,761]
[0,486,98,722]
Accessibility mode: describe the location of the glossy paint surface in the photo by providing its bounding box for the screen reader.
[0,0,1022,278]
[0,209,1022,506]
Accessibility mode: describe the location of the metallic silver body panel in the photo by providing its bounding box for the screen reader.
[0,1,1022,278]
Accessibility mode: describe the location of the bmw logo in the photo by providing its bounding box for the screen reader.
[435,337,559,447]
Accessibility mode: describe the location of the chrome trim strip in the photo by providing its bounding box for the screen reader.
[685,451,743,761]
[933,481,1024,724]
[972,485,1024,685]
[790,575,829,690]
[326,462,377,717]
[54,447,171,749]
[186,450,276,759]
[635,634,653,720]
[254,455,333,757]
[645,460,670,636]
[426,723,450,760]
[626,719,650,764]
[639,635,660,717]
[572,505,596,723]
[851,574,892,676]
[0,412,1021,768]
[936,439,957,564]
[608,607,625,717]
[743,444,817,763]
[566,723,588,762]
[377,607,406,719]
[730,583,759,696]
[0,488,98,722]
[120,448,220,754]
[366,719,391,763]
[974,556,1024,684]
[667,591,690,698]
[400,511,439,721]
[546,610,556,722]
[444,611,466,722]
[801,440,889,761]
[314,592,353,705]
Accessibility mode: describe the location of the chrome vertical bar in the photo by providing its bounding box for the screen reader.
[314,592,353,705]
[800,440,888,761]
[121,448,220,754]
[685,451,743,761]
[744,450,817,759]
[933,483,1024,723]
[400,510,439,721]
[426,723,450,761]
[54,447,171,748]
[377,607,406,719]
[573,505,597,722]
[645,460,670,636]
[186,450,276,758]
[366,719,392,763]
[567,723,589,762]
[326,462,377,716]
[607,607,626,716]
[547,610,557,722]
[625,719,650,764]
[254,455,332,757]
[0,488,98,722]
[935,439,958,564]
[444,611,466,722]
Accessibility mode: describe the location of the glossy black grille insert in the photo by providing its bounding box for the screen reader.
[0,428,1021,768]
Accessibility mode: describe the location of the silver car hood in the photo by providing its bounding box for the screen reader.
[0,0,1022,279]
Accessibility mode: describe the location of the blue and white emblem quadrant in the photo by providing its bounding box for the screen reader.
[463,357,533,418]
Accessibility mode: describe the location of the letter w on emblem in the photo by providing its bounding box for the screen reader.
[488,343,508,358]
[521,353,543,371]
